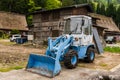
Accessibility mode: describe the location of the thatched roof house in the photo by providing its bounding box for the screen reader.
[89,13,120,34]
[0,11,28,31]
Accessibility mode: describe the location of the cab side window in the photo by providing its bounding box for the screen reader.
[83,19,89,35]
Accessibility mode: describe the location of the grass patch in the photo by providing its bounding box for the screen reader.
[0,66,24,72]
[0,39,16,46]
[0,62,26,72]
[13,66,24,70]
[104,46,120,53]
[0,42,15,46]
[0,39,47,49]
[99,63,108,67]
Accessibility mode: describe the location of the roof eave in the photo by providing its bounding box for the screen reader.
[32,3,93,15]
[93,24,108,29]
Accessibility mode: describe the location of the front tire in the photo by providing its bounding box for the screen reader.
[64,50,78,69]
[84,47,95,63]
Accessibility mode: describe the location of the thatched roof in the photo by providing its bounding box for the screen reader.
[0,11,28,31]
[89,13,120,32]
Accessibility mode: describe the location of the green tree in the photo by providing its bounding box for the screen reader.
[106,3,116,18]
[75,0,88,4]
[96,3,101,14]
[45,0,62,10]
[0,0,29,14]
[99,3,106,15]
[62,0,75,7]
[90,1,98,12]
[0,31,4,38]
[11,29,20,35]
[116,6,120,28]
[0,0,15,12]
[28,0,41,12]
[34,0,46,8]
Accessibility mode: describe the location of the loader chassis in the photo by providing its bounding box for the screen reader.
[26,15,95,77]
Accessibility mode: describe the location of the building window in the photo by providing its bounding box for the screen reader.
[41,13,49,22]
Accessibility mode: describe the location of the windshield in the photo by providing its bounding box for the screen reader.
[64,19,70,34]
[64,18,83,34]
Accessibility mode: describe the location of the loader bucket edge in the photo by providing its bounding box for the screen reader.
[26,53,61,77]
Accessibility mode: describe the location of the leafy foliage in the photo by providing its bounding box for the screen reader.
[0,31,9,39]
[62,0,75,7]
[0,31,4,37]
[116,6,120,26]
[90,2,98,12]
[45,0,62,10]
[11,29,20,35]
[96,3,106,15]
[28,0,41,12]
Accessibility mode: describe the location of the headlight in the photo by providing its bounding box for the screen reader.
[75,37,78,41]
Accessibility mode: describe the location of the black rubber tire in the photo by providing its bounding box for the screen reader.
[64,50,78,69]
[84,47,95,63]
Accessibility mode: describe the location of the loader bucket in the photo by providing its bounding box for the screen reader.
[26,54,61,77]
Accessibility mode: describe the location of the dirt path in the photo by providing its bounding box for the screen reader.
[0,39,120,80]
[0,40,45,69]
[0,41,45,55]
[0,67,107,80]
[0,40,120,70]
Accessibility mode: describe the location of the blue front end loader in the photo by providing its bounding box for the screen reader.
[26,15,103,77]
[26,36,75,77]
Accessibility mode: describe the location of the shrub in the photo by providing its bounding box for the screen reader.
[11,29,20,35]
[0,31,4,37]
[2,33,9,39]
[0,31,9,39]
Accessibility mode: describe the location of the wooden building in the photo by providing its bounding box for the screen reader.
[0,11,28,34]
[31,4,93,44]
[31,4,119,44]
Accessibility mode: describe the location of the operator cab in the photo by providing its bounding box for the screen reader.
[63,15,93,46]
[64,15,92,35]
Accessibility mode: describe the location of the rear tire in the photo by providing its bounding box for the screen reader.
[84,47,95,63]
[64,50,78,69]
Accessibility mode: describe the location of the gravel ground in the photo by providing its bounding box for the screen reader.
[0,67,108,80]
[0,40,45,65]
[0,67,120,80]
[0,40,120,80]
